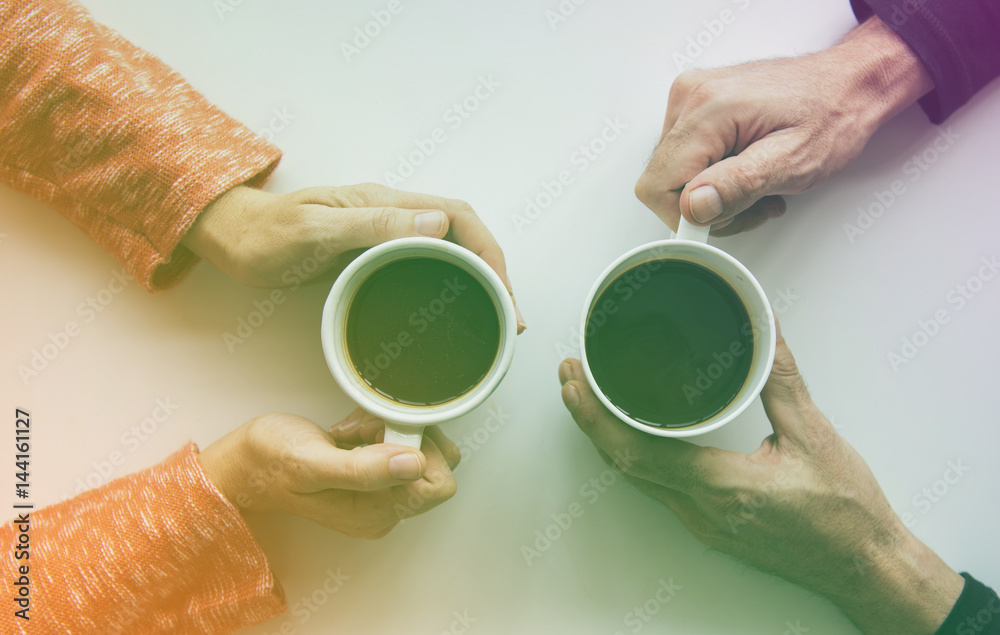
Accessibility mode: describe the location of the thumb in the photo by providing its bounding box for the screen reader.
[760,319,823,443]
[681,135,790,225]
[304,443,428,492]
[330,206,450,252]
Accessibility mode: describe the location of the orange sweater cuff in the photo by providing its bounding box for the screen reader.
[0,443,286,634]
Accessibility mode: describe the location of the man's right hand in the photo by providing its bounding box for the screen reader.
[635,17,934,236]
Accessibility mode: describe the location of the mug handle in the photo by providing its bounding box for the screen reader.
[676,217,711,243]
[383,422,424,449]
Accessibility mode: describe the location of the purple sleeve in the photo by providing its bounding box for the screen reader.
[850,0,1000,123]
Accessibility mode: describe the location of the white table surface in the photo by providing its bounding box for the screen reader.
[4,1,999,633]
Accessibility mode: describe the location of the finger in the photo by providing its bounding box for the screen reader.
[393,435,458,520]
[636,185,683,233]
[622,470,696,517]
[679,132,798,225]
[662,70,707,135]
[594,447,694,509]
[315,184,526,333]
[328,408,383,447]
[311,205,450,253]
[559,358,738,494]
[444,205,526,334]
[329,410,386,447]
[708,196,786,238]
[424,426,461,471]
[299,441,429,492]
[760,319,830,445]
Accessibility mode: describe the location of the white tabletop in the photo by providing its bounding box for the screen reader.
[4,1,999,633]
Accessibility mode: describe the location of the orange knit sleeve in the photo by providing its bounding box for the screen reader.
[0,444,285,634]
[0,0,282,291]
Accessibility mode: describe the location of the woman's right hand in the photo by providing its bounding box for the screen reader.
[197,409,460,539]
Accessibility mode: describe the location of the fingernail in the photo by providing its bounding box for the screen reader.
[515,304,527,331]
[334,418,360,435]
[415,211,446,236]
[389,453,423,480]
[558,361,573,385]
[562,384,580,411]
[689,185,724,223]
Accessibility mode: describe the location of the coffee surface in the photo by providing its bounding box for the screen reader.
[346,256,500,406]
[585,260,754,428]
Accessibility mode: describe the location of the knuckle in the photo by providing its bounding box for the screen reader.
[348,457,374,490]
[726,163,765,197]
[437,476,458,501]
[281,453,312,486]
[671,71,703,98]
[357,181,389,197]
[445,197,473,213]
[368,207,399,237]
[686,80,722,109]
[634,173,655,203]
[343,182,387,207]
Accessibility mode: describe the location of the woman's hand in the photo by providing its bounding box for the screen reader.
[198,409,461,539]
[184,182,525,331]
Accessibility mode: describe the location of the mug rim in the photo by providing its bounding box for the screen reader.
[579,238,776,438]
[321,237,517,427]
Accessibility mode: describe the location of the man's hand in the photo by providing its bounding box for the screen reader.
[558,329,963,634]
[197,409,460,539]
[635,17,934,236]
[184,182,525,331]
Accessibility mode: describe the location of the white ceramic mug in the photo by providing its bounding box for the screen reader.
[321,237,517,449]
[579,218,776,438]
